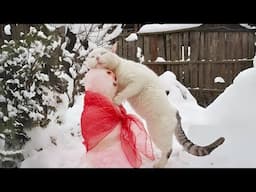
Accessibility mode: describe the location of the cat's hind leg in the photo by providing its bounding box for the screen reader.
[147,119,175,168]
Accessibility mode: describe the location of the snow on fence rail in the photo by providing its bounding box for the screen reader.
[144,60,253,107]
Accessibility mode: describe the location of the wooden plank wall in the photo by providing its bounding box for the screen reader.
[145,60,253,87]
[144,60,253,106]
[117,31,255,62]
[114,30,256,106]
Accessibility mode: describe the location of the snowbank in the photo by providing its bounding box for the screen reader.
[21,94,86,168]
[201,68,256,167]
[159,71,206,127]
[171,67,256,168]
[20,67,256,168]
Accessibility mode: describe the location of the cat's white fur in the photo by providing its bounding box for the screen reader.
[86,47,179,168]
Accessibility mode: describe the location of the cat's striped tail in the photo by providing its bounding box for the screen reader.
[175,111,225,156]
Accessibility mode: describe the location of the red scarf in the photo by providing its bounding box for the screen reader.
[81,91,155,168]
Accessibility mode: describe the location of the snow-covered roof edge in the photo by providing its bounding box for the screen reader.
[137,24,256,34]
[137,24,202,34]
[240,24,256,30]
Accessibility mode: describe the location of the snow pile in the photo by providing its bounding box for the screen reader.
[138,24,202,34]
[159,71,198,106]
[125,33,138,41]
[4,25,11,35]
[214,77,225,83]
[204,68,256,167]
[21,94,86,168]
[207,68,256,127]
[169,67,256,168]
[159,71,207,139]
[20,67,256,168]
[155,57,166,62]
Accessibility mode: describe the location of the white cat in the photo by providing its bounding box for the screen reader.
[85,45,225,168]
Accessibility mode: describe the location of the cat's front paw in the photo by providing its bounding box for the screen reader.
[113,95,124,105]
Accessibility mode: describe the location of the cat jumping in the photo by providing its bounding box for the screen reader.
[85,45,225,168]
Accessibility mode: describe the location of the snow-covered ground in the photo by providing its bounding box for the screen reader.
[20,67,256,168]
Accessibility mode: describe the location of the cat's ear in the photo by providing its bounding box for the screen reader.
[111,42,118,53]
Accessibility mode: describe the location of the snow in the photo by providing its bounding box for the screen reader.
[125,33,138,41]
[7,104,18,117]
[184,67,256,168]
[69,67,77,79]
[3,116,9,122]
[4,25,11,35]
[103,24,123,42]
[0,95,6,102]
[159,71,206,131]
[44,24,56,32]
[37,31,47,39]
[51,40,60,50]
[29,26,37,34]
[22,90,36,99]
[0,66,4,73]
[0,150,23,156]
[6,79,19,84]
[253,55,256,67]
[69,24,82,34]
[4,22,252,167]
[20,67,256,168]
[17,105,29,113]
[35,73,49,82]
[21,94,86,168]
[65,24,122,51]
[214,77,225,83]
[155,57,166,62]
[137,24,255,34]
[138,24,202,34]
[0,134,5,150]
[136,47,144,63]
[28,112,44,121]
[63,57,73,65]
[240,24,256,29]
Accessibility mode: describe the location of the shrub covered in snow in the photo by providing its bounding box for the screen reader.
[51,24,123,107]
[0,24,123,167]
[0,25,69,167]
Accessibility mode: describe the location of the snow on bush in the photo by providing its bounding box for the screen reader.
[0,25,69,167]
[4,25,11,35]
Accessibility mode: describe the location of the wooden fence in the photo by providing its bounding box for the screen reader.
[116,30,255,106]
[144,60,253,106]
[117,31,255,62]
